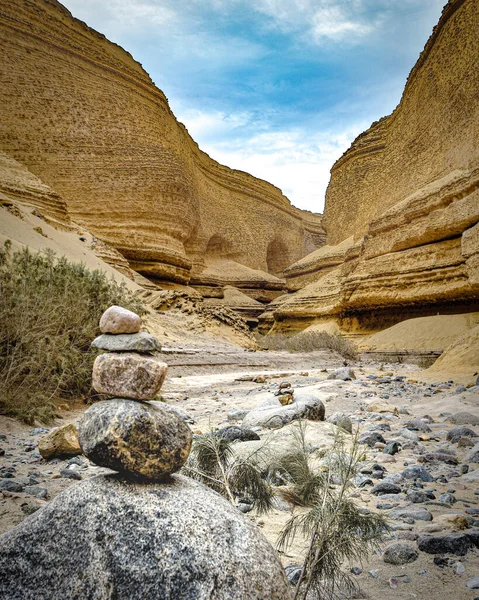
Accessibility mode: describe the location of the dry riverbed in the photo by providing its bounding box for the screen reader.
[1,349,479,600]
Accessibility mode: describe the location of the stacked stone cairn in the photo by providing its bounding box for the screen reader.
[78,305,192,480]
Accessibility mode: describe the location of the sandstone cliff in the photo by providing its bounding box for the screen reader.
[264,0,479,335]
[0,0,323,294]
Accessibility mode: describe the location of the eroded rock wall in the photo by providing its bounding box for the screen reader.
[265,0,479,335]
[0,0,324,289]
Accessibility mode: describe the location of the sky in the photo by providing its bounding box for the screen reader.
[61,0,445,213]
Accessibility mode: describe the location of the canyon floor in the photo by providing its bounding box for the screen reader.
[1,348,479,600]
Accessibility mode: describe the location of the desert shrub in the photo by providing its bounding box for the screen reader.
[182,432,274,515]
[0,242,144,423]
[257,331,358,360]
[276,423,387,600]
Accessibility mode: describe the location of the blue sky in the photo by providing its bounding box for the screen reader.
[61,0,445,213]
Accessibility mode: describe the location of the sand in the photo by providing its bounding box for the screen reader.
[361,314,479,352]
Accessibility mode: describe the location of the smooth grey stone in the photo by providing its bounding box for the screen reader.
[466,576,479,589]
[92,332,161,353]
[59,468,81,480]
[227,409,249,422]
[215,426,260,442]
[359,432,386,447]
[383,441,400,455]
[0,480,24,492]
[241,394,325,430]
[447,412,479,426]
[390,508,433,522]
[23,485,47,499]
[0,475,291,600]
[383,543,418,565]
[403,419,431,433]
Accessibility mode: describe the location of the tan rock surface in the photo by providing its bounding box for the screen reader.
[38,424,81,459]
[0,0,324,292]
[265,0,479,337]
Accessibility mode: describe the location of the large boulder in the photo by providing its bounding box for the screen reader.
[78,399,192,480]
[241,394,326,430]
[0,475,291,600]
[92,353,167,400]
[38,424,81,459]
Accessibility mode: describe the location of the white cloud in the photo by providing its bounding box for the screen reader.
[175,108,367,212]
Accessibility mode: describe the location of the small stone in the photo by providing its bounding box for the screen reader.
[438,492,457,504]
[404,419,431,433]
[278,393,294,406]
[92,353,167,400]
[383,543,418,565]
[91,332,161,354]
[465,443,479,463]
[359,432,386,447]
[215,426,260,442]
[466,577,479,590]
[400,428,419,442]
[0,480,24,493]
[383,441,400,455]
[417,532,476,555]
[390,507,432,522]
[227,409,249,422]
[78,398,192,480]
[402,466,434,482]
[38,424,81,460]
[284,564,302,586]
[327,367,356,381]
[447,427,478,444]
[371,482,401,495]
[99,305,141,334]
[406,489,430,503]
[59,469,82,480]
[236,502,253,514]
[447,412,479,426]
[23,485,47,499]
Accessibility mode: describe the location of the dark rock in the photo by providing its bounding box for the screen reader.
[78,399,192,480]
[438,493,456,504]
[59,468,82,480]
[383,543,418,565]
[91,332,161,354]
[371,482,401,495]
[383,441,400,455]
[447,427,478,444]
[406,490,430,503]
[404,419,431,433]
[402,466,434,482]
[0,475,291,600]
[418,532,475,556]
[466,576,479,590]
[215,426,260,442]
[423,452,458,465]
[464,443,479,463]
[284,564,302,586]
[359,432,386,447]
[0,480,24,493]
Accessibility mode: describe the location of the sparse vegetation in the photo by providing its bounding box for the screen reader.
[0,242,144,423]
[182,431,274,514]
[257,331,358,361]
[275,423,387,600]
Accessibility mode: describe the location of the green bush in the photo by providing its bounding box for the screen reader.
[257,330,358,360]
[0,242,144,423]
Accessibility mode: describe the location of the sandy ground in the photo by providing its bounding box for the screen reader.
[1,350,479,600]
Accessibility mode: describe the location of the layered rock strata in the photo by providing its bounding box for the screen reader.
[0,0,324,293]
[264,0,479,334]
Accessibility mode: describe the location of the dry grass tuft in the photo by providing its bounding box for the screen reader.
[257,331,358,360]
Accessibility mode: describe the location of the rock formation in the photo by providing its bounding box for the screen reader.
[0,0,323,297]
[0,306,292,599]
[263,0,479,335]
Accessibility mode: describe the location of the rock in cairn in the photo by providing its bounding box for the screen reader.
[79,305,192,480]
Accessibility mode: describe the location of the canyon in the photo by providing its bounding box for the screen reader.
[0,0,478,348]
